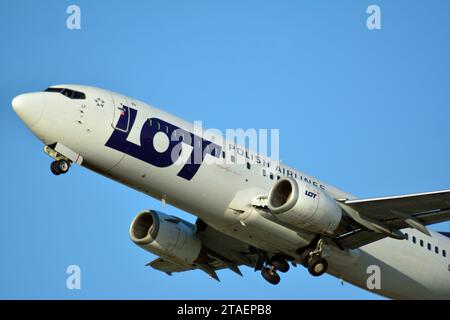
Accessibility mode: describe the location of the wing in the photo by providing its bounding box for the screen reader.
[148,258,194,274]
[334,190,450,249]
[146,221,259,281]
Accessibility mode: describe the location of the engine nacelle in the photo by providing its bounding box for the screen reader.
[129,210,202,264]
[267,178,342,235]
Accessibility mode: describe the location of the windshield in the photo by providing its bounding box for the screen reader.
[44,87,86,100]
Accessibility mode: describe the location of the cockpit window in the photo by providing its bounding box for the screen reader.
[44,87,86,100]
[45,87,63,93]
[71,91,86,99]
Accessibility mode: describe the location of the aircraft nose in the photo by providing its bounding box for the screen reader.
[12,93,45,127]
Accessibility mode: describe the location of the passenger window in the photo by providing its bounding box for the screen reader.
[420,240,424,247]
[405,233,409,240]
[435,246,439,254]
[428,243,431,251]
[412,236,416,244]
[443,250,447,258]
[222,151,225,159]
[246,163,251,170]
[262,169,266,177]
[270,173,274,180]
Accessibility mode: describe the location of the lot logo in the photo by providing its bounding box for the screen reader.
[105,106,222,181]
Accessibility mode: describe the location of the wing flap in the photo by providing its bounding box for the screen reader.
[147,258,194,274]
[335,190,450,248]
[334,229,386,249]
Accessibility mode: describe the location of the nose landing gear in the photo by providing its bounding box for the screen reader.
[44,145,73,176]
[50,159,71,175]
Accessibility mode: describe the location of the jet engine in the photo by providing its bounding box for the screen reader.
[267,178,342,235]
[130,210,202,264]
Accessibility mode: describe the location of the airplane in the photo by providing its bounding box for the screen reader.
[11,84,450,299]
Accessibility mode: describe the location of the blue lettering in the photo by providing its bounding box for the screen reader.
[105,106,222,180]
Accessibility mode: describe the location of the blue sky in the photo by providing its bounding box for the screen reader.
[1,0,449,299]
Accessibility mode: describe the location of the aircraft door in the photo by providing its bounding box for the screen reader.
[111,93,131,132]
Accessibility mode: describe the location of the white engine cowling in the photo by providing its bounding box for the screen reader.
[267,178,342,235]
[129,210,202,264]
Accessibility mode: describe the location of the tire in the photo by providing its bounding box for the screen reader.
[57,160,70,174]
[261,267,281,285]
[299,249,313,268]
[50,161,61,175]
[307,257,328,277]
[270,259,290,273]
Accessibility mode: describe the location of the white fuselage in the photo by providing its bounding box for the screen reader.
[12,85,450,299]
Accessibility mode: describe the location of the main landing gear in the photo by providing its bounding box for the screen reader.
[50,159,71,175]
[257,237,329,285]
[299,238,328,277]
[256,254,292,285]
[261,266,280,285]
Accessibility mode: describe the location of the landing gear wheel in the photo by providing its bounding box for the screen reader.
[300,249,313,267]
[269,259,290,273]
[57,159,70,174]
[50,160,70,175]
[261,267,280,285]
[307,256,328,277]
[50,161,61,175]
